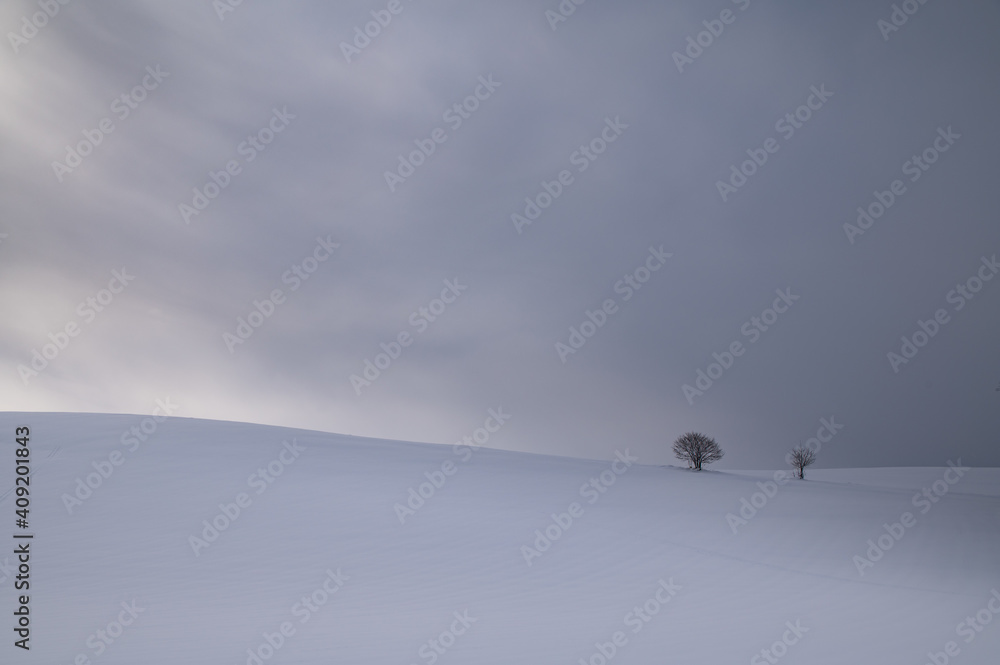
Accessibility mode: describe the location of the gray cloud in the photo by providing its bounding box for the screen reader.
[1,0,998,469]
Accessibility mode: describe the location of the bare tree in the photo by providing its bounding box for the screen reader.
[788,445,816,479]
[672,432,724,471]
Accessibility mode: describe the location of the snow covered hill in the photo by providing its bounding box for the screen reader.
[1,412,998,664]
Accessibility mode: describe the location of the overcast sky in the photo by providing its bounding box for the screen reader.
[1,0,998,469]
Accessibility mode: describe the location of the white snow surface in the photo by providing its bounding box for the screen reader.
[1,412,998,664]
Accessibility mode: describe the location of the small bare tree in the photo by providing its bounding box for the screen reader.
[788,445,816,479]
[672,432,724,471]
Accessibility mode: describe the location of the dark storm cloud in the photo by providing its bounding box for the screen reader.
[1,0,998,469]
